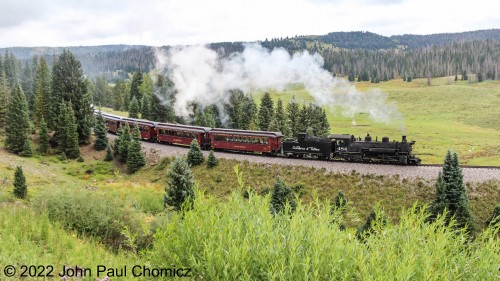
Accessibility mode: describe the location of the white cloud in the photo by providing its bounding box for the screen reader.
[0,0,498,47]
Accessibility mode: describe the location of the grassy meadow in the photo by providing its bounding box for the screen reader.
[254,77,500,165]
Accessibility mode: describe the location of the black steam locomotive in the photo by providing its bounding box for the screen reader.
[283,133,421,165]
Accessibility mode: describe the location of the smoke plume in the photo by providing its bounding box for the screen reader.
[154,44,402,124]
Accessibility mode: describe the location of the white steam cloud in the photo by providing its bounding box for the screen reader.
[155,44,402,124]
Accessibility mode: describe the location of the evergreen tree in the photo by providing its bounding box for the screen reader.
[19,138,33,157]
[240,95,258,130]
[38,117,49,155]
[34,57,51,127]
[5,84,31,155]
[258,92,274,131]
[113,127,122,156]
[486,204,500,227]
[129,70,143,107]
[203,106,217,128]
[104,144,113,161]
[314,107,330,137]
[128,96,139,118]
[297,103,312,134]
[164,157,195,211]
[118,124,131,163]
[207,150,218,168]
[357,206,387,239]
[51,50,92,144]
[269,99,290,136]
[13,166,27,199]
[270,179,296,215]
[93,111,108,151]
[127,126,146,173]
[333,192,348,210]
[224,89,244,129]
[64,104,81,159]
[0,76,9,131]
[112,80,125,111]
[429,151,474,233]
[140,94,151,120]
[286,97,301,138]
[187,139,204,166]
[150,74,176,122]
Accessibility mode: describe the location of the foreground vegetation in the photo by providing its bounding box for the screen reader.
[0,144,499,279]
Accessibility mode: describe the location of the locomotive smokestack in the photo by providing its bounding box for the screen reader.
[402,135,407,142]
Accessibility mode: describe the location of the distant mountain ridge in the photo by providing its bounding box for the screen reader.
[1,29,499,79]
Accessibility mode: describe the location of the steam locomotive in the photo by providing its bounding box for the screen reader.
[282,133,421,165]
[97,111,421,165]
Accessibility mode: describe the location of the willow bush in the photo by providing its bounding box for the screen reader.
[149,177,500,280]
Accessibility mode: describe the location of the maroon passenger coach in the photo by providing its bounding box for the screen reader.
[155,123,211,148]
[121,118,157,141]
[101,112,123,133]
[208,128,282,155]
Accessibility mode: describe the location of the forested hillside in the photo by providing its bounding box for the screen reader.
[1,29,499,81]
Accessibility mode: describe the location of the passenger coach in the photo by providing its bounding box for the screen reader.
[208,128,282,155]
[155,123,211,148]
[121,118,157,141]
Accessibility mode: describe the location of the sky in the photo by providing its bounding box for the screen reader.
[0,0,498,47]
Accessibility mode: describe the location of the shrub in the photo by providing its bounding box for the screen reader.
[34,189,146,250]
[270,179,296,215]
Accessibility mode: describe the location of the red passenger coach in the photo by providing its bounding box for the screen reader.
[101,113,123,133]
[208,128,282,155]
[121,118,157,141]
[155,123,211,148]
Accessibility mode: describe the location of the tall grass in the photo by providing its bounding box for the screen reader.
[149,185,500,280]
[0,204,137,278]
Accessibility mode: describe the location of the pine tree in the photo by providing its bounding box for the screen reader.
[64,104,81,159]
[187,139,204,166]
[93,111,108,151]
[224,89,244,129]
[297,103,312,134]
[269,99,290,136]
[486,204,500,227]
[357,206,387,239]
[286,97,301,138]
[314,107,330,137]
[270,179,296,215]
[128,96,139,118]
[207,150,218,168]
[5,84,31,155]
[129,70,143,107]
[104,144,113,161]
[113,127,122,156]
[51,50,92,144]
[112,80,125,111]
[0,76,9,131]
[127,126,146,173]
[240,95,258,130]
[429,151,474,233]
[258,92,274,131]
[333,192,348,210]
[38,117,49,155]
[118,124,131,163]
[13,166,27,199]
[164,157,195,211]
[19,138,33,157]
[140,94,151,120]
[34,57,51,127]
